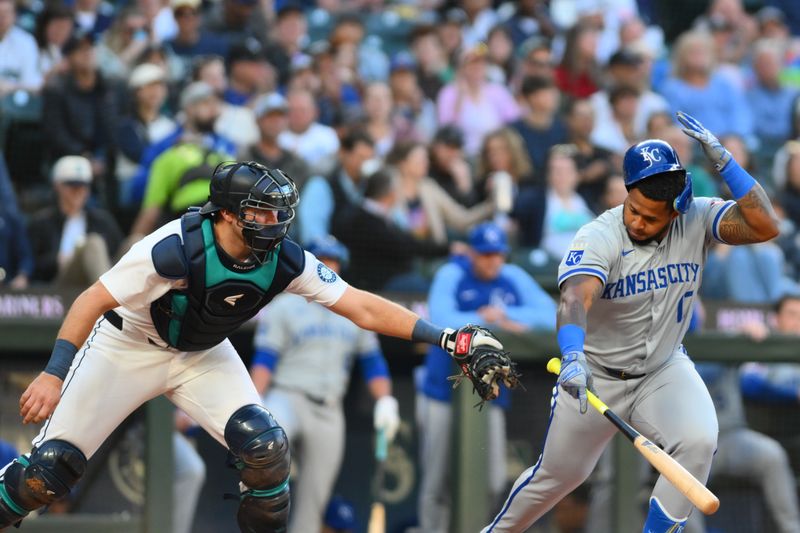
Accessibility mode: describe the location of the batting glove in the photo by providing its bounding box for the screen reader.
[559,351,594,414]
[676,111,732,171]
[374,395,400,443]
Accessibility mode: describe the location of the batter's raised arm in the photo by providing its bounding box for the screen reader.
[677,111,779,244]
[19,281,120,424]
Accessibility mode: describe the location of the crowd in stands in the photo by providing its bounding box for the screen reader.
[1,0,800,304]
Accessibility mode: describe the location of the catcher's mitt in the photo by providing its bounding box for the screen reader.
[441,325,522,408]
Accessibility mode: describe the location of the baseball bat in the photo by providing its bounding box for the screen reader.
[546,358,720,515]
[367,429,388,533]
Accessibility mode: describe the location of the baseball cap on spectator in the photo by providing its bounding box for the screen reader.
[227,39,264,68]
[459,42,488,64]
[324,496,356,531]
[171,0,200,10]
[756,6,787,26]
[433,125,464,148]
[254,92,288,117]
[390,51,416,73]
[608,49,643,68]
[276,1,304,19]
[469,222,509,254]
[62,30,95,56]
[444,7,467,25]
[52,155,93,185]
[518,35,550,59]
[179,81,216,109]
[128,63,166,89]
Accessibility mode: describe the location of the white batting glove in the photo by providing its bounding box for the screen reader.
[374,395,400,443]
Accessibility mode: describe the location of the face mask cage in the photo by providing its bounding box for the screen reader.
[238,175,299,261]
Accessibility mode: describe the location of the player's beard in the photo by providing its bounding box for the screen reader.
[626,219,672,246]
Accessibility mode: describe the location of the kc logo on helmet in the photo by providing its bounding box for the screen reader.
[641,146,662,166]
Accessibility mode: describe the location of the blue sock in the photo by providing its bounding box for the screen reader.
[643,497,687,533]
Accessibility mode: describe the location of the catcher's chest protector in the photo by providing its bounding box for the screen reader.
[150,212,304,351]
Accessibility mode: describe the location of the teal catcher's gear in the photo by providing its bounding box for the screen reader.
[150,211,305,352]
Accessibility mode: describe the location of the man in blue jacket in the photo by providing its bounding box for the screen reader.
[416,222,557,533]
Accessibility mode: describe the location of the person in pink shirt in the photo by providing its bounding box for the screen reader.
[436,43,521,157]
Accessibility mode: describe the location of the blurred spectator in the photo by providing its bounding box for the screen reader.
[710,238,799,304]
[322,495,356,533]
[661,126,718,198]
[116,63,175,206]
[659,30,754,144]
[262,3,308,88]
[298,129,374,243]
[388,52,437,144]
[33,4,73,83]
[361,81,396,158]
[541,145,595,261]
[590,85,642,155]
[503,0,555,48]
[73,0,114,42]
[417,221,556,533]
[164,0,228,73]
[437,8,466,66]
[410,24,452,101]
[554,20,600,99]
[485,25,514,85]
[278,88,340,176]
[428,126,475,207]
[437,42,520,157]
[514,36,554,89]
[223,39,273,106]
[460,0,498,49]
[511,75,567,175]
[336,168,451,292]
[240,92,311,192]
[387,141,493,245]
[475,127,536,205]
[202,0,267,47]
[0,0,43,95]
[129,80,235,218]
[0,193,33,290]
[564,98,615,214]
[748,39,798,148]
[95,7,152,81]
[328,12,389,83]
[28,156,122,287]
[590,48,669,143]
[781,143,800,227]
[0,441,17,471]
[43,30,119,204]
[645,110,674,139]
[600,174,628,211]
[135,0,178,44]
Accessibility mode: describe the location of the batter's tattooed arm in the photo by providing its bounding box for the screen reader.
[718,184,780,245]
[557,275,604,329]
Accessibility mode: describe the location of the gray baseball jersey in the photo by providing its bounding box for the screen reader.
[557,198,735,374]
[254,293,380,403]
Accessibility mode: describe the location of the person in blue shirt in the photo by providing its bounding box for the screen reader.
[416,222,557,533]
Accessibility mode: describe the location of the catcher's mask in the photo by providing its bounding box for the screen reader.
[200,161,299,264]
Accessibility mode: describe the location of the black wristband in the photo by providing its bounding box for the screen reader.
[411,319,445,345]
[44,339,79,380]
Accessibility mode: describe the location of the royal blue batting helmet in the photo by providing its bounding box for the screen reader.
[623,139,693,213]
[306,235,349,267]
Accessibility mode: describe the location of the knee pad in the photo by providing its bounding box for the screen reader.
[225,404,291,533]
[0,440,86,526]
[643,497,687,533]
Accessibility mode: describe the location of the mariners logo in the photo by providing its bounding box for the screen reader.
[641,146,662,166]
[565,250,584,266]
[317,263,337,283]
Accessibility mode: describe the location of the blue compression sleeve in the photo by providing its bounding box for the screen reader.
[719,159,757,200]
[359,350,390,381]
[251,349,280,371]
[44,339,79,380]
[557,324,585,355]
[412,319,445,345]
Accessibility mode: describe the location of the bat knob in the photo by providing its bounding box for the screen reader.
[546,358,561,375]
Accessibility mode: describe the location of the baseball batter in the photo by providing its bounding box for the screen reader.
[250,235,400,533]
[0,162,511,533]
[484,112,781,533]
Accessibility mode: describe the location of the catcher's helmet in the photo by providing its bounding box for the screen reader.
[623,139,693,213]
[200,161,298,261]
[305,235,349,267]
